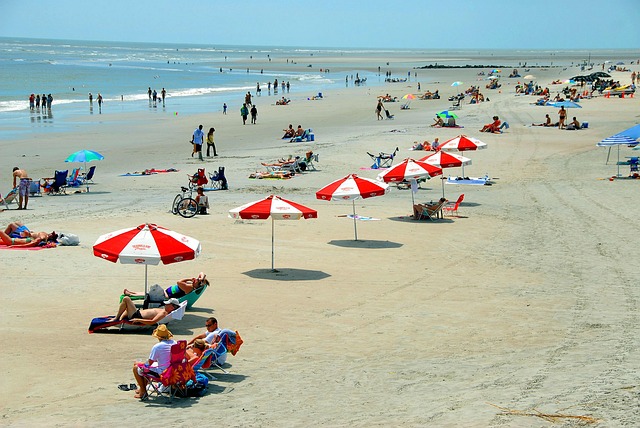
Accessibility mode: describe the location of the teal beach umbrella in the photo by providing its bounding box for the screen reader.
[65,150,104,190]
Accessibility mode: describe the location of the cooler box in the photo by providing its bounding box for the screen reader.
[309,133,315,141]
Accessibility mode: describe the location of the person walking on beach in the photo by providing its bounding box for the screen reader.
[41,93,47,110]
[29,94,35,111]
[250,104,258,124]
[35,94,40,109]
[97,93,103,112]
[192,124,204,160]
[161,88,166,104]
[148,87,152,100]
[245,91,252,106]
[223,103,227,114]
[47,94,53,109]
[88,93,93,104]
[240,103,249,125]
[12,167,31,210]
[206,127,218,157]
[376,99,384,120]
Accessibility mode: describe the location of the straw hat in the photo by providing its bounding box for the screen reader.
[152,324,173,340]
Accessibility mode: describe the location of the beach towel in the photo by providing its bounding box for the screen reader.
[337,214,380,221]
[446,176,493,186]
[0,242,57,251]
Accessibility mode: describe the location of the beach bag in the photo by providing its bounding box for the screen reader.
[186,373,209,397]
[58,233,80,246]
[147,284,165,302]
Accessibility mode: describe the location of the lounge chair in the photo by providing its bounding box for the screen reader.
[141,340,196,400]
[80,165,96,184]
[303,152,319,171]
[368,147,399,169]
[197,330,243,378]
[121,283,209,310]
[1,188,18,209]
[189,168,208,187]
[192,342,229,379]
[413,199,448,221]
[67,168,82,187]
[87,300,188,333]
[47,170,68,195]
[443,194,464,216]
[208,166,228,190]
[29,180,42,197]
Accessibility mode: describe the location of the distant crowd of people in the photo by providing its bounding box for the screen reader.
[28,93,54,111]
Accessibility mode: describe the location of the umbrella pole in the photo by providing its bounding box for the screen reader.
[144,265,148,295]
[441,176,446,199]
[606,147,611,164]
[617,145,621,177]
[271,217,276,272]
[352,199,358,241]
[85,161,89,192]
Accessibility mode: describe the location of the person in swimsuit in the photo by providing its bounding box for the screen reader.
[0,228,57,247]
[111,297,180,324]
[12,167,31,210]
[123,272,208,299]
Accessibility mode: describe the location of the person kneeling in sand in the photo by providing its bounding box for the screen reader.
[111,297,180,324]
[124,273,208,300]
[431,115,444,127]
[132,324,176,399]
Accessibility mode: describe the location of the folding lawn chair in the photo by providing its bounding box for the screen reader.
[142,340,195,400]
[367,147,399,169]
[208,166,228,190]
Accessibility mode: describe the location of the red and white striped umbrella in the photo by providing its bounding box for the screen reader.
[93,223,201,293]
[438,135,487,152]
[229,195,317,271]
[377,158,443,208]
[376,158,442,183]
[420,151,473,198]
[316,174,389,240]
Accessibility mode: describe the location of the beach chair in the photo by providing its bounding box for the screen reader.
[303,151,319,171]
[208,166,228,190]
[443,194,464,216]
[414,199,448,221]
[0,188,18,209]
[67,168,82,187]
[142,340,195,400]
[450,98,462,110]
[367,147,399,169]
[189,168,208,188]
[48,170,68,195]
[122,282,209,310]
[80,165,96,184]
[87,300,187,333]
[193,342,229,379]
[385,110,394,119]
[29,180,42,197]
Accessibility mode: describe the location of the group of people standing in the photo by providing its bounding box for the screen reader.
[191,125,218,160]
[240,92,258,125]
[147,87,167,106]
[28,93,53,111]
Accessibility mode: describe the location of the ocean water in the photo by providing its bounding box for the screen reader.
[0,37,637,138]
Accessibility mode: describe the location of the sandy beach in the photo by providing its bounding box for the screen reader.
[2,56,640,427]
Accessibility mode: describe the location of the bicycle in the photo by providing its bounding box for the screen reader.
[172,185,198,218]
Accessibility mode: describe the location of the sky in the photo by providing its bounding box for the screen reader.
[1,0,639,50]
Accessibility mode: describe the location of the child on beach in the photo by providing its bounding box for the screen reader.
[196,187,209,214]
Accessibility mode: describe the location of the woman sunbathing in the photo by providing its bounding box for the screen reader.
[0,229,57,247]
[124,272,208,299]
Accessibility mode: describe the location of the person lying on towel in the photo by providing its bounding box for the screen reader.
[1,222,58,247]
[109,297,180,325]
[123,272,208,300]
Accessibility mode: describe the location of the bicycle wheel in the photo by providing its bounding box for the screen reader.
[177,197,198,218]
[172,194,183,214]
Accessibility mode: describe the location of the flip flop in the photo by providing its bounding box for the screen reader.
[118,384,130,391]
[129,384,137,391]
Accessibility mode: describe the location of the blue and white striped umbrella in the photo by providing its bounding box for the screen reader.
[596,129,639,176]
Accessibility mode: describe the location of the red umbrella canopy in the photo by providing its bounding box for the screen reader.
[93,223,201,265]
[316,174,389,201]
[438,135,487,152]
[376,158,442,183]
[420,151,472,168]
[229,194,317,220]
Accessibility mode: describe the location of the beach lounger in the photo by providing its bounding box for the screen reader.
[67,168,82,187]
[121,282,209,310]
[80,165,96,184]
[87,300,187,333]
[303,152,319,171]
